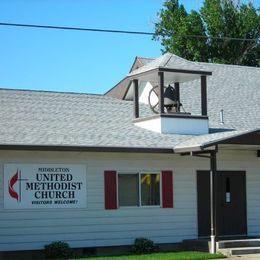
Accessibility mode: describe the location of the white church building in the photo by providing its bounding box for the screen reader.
[0,53,260,255]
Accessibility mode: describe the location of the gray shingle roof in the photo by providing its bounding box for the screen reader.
[180,62,260,132]
[174,128,260,153]
[0,89,189,149]
[105,56,154,100]
[128,53,211,76]
[137,57,154,66]
[1,54,260,152]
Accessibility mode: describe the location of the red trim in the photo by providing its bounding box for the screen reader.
[8,170,19,201]
[104,171,117,210]
[162,170,173,208]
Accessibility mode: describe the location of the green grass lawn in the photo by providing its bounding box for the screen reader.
[77,251,225,260]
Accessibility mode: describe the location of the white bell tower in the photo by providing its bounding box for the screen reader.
[126,53,212,135]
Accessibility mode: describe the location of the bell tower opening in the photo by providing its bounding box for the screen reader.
[126,53,212,135]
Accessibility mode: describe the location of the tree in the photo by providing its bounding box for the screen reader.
[153,0,260,66]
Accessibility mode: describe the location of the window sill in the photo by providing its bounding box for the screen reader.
[118,205,161,209]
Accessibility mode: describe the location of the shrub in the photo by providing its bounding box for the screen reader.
[131,237,157,254]
[44,241,73,259]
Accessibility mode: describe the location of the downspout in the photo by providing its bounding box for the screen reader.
[178,146,218,253]
[187,148,218,253]
[210,150,217,253]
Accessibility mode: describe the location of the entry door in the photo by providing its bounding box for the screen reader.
[197,171,247,237]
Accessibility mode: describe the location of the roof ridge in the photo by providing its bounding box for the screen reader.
[163,53,174,67]
[0,87,105,97]
[198,61,260,70]
[133,53,259,71]
[160,53,260,70]
[136,56,154,60]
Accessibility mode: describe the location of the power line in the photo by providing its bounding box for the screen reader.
[0,22,258,42]
[0,22,153,35]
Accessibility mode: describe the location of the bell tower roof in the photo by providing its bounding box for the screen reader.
[128,53,212,84]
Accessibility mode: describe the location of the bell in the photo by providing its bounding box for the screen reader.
[164,85,177,107]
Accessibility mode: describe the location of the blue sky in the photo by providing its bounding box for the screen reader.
[0,0,258,94]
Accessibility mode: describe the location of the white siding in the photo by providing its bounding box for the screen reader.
[0,151,199,251]
[0,149,259,251]
[134,116,209,135]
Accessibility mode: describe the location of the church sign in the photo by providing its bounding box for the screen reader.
[4,164,87,209]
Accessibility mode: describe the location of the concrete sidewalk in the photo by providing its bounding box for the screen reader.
[227,254,260,259]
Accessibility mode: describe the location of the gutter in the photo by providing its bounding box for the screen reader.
[0,144,174,154]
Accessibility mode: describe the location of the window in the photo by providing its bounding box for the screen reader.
[141,173,160,206]
[118,174,139,206]
[104,170,173,210]
[225,177,231,203]
[118,173,160,207]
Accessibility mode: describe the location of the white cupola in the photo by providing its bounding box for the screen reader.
[126,53,212,135]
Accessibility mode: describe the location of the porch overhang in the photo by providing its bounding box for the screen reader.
[173,128,260,154]
[174,128,260,254]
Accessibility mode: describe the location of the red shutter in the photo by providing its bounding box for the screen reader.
[104,171,117,210]
[162,170,173,208]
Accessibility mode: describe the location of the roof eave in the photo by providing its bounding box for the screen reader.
[158,67,212,76]
[173,145,204,154]
[128,67,212,80]
[0,144,175,154]
[174,128,260,154]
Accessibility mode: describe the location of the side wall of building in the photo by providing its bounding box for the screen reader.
[0,149,259,251]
